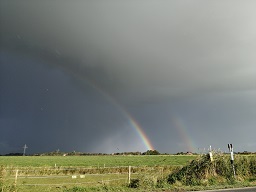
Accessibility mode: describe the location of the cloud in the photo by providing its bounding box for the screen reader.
[1,0,256,153]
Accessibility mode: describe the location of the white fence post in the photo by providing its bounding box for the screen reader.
[14,169,19,189]
[228,144,236,178]
[128,166,131,184]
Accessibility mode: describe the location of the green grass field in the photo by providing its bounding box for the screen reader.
[0,155,197,167]
[1,154,255,192]
[0,155,197,192]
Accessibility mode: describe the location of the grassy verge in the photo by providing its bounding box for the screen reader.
[167,153,256,191]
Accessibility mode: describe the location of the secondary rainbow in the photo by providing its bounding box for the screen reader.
[172,116,197,152]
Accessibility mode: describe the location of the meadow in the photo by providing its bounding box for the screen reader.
[0,155,196,192]
[0,155,196,167]
[1,154,256,192]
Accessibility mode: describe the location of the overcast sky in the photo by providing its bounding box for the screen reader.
[1,0,256,154]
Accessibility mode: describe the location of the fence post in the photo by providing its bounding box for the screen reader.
[209,145,213,162]
[228,144,236,178]
[14,169,19,190]
[1,167,6,192]
[128,166,131,184]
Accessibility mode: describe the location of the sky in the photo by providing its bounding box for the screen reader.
[1,0,256,154]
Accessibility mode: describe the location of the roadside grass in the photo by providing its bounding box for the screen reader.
[167,153,256,189]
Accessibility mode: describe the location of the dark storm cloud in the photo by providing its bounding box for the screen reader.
[1,0,256,153]
[1,0,256,96]
[0,52,138,154]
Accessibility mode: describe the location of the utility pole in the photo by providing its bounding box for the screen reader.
[23,144,28,156]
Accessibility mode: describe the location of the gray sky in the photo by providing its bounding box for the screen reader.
[1,0,256,154]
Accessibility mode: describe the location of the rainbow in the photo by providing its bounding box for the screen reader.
[171,116,197,152]
[74,77,155,151]
[121,111,154,151]
[95,87,154,151]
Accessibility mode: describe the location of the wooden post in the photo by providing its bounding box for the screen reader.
[128,166,131,184]
[14,169,19,189]
[1,167,6,192]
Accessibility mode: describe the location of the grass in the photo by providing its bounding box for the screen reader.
[0,155,196,167]
[168,153,256,188]
[0,155,196,192]
[1,154,256,192]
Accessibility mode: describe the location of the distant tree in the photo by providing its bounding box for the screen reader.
[5,153,23,156]
[142,150,160,155]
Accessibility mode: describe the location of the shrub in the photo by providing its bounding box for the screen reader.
[129,179,140,188]
[168,153,256,186]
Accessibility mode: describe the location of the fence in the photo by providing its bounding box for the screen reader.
[1,165,171,190]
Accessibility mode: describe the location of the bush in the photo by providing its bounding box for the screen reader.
[168,153,256,186]
[128,173,160,189]
[129,179,140,188]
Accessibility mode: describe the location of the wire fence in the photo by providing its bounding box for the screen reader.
[20,178,127,186]
[2,165,169,188]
